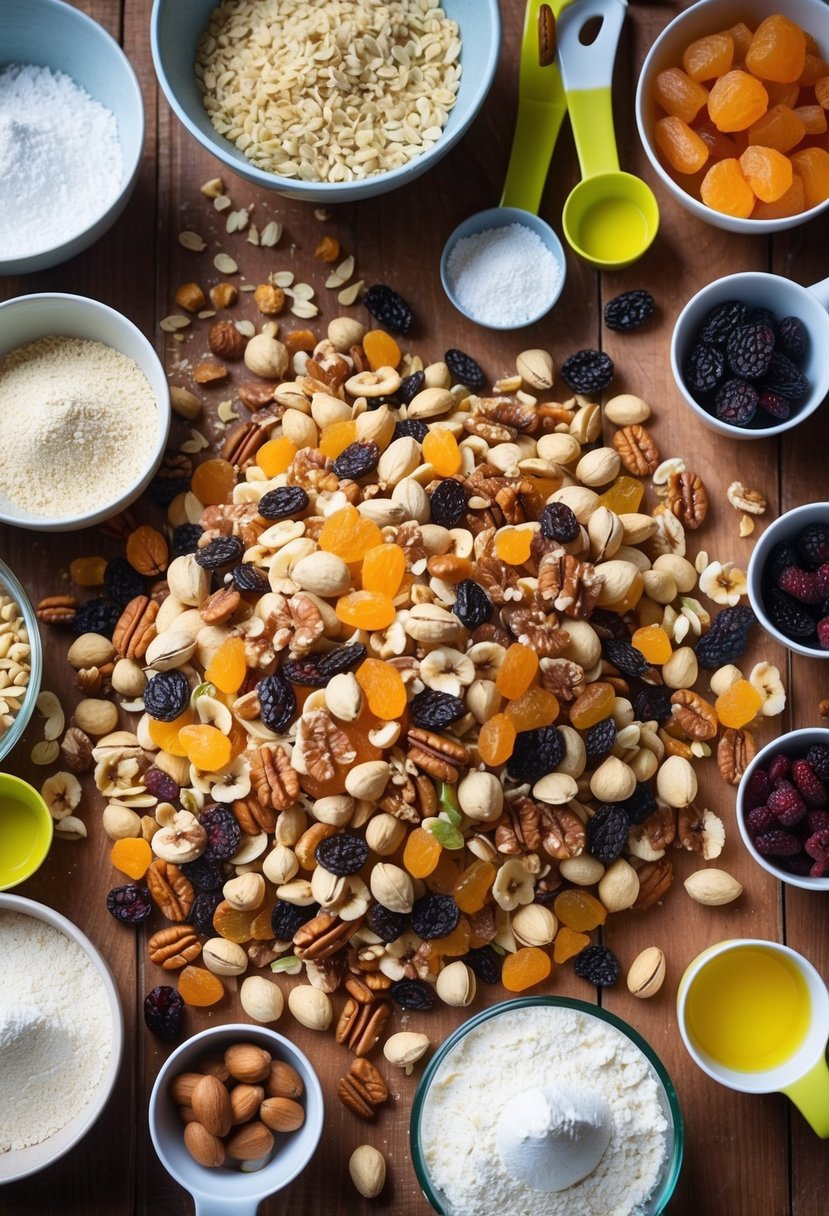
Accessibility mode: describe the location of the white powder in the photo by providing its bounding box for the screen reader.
[445,223,563,327]
[0,911,113,1153]
[420,1006,669,1216]
[0,64,123,260]
[0,336,159,520]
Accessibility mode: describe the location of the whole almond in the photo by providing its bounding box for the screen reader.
[225,1120,275,1162]
[191,1073,232,1137]
[224,1043,272,1083]
[684,868,743,906]
[260,1096,305,1133]
[169,1071,203,1107]
[183,1121,225,1168]
[626,946,667,998]
[229,1083,265,1125]
[265,1059,304,1100]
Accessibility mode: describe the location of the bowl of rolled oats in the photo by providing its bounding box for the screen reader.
[150,0,500,200]
[0,557,41,765]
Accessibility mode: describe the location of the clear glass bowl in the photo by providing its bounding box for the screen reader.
[410,996,684,1216]
[0,557,43,764]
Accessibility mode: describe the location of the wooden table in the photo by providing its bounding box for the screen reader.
[2,2,828,1212]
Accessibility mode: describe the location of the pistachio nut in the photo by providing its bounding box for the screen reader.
[292,551,351,598]
[603,393,651,425]
[435,960,476,1007]
[656,755,698,808]
[324,671,363,722]
[166,554,210,607]
[223,872,266,911]
[383,1031,430,1075]
[262,844,299,886]
[626,946,666,998]
[287,984,332,1031]
[516,348,555,390]
[202,937,248,976]
[240,975,284,1024]
[345,761,390,801]
[511,903,558,947]
[365,812,406,856]
[559,855,605,886]
[589,756,637,803]
[532,772,579,805]
[311,794,354,827]
[349,1144,387,1200]
[684,868,743,906]
[575,446,621,487]
[598,857,640,912]
[457,770,503,822]
[370,863,414,914]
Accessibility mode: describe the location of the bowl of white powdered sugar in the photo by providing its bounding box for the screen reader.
[0,893,124,1184]
[0,0,144,274]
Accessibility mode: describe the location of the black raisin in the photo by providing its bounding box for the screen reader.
[318,644,367,678]
[363,284,413,334]
[258,486,309,520]
[573,944,621,988]
[453,579,492,629]
[464,946,503,985]
[604,638,649,677]
[762,351,809,401]
[107,884,153,924]
[144,767,181,801]
[410,688,466,729]
[633,686,672,725]
[540,502,580,543]
[104,557,146,608]
[765,589,817,640]
[390,979,435,1010]
[758,389,791,420]
[398,370,425,405]
[797,522,829,569]
[195,535,245,569]
[147,469,190,508]
[258,672,296,732]
[714,378,758,426]
[394,418,429,443]
[507,726,564,783]
[778,315,807,362]
[767,541,800,583]
[694,605,756,668]
[333,440,380,480]
[315,833,369,877]
[144,985,185,1041]
[179,852,224,892]
[271,899,320,941]
[171,523,204,559]
[429,478,470,528]
[199,805,242,861]
[587,804,630,863]
[282,655,327,687]
[231,563,270,592]
[144,670,190,722]
[603,289,655,332]
[410,893,460,940]
[560,349,614,395]
[445,348,485,390]
[589,608,631,641]
[699,299,750,346]
[73,597,121,638]
[366,903,408,943]
[726,322,775,379]
[188,891,223,935]
[584,717,617,766]
[619,781,657,825]
[684,342,725,395]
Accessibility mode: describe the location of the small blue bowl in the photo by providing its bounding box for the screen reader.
[0,0,144,275]
[151,0,500,201]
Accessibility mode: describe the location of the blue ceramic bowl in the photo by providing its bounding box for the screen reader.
[0,0,144,274]
[151,0,500,201]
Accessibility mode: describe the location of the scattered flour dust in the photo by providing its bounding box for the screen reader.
[0,336,158,520]
[0,64,123,260]
[0,910,113,1153]
[420,1005,669,1216]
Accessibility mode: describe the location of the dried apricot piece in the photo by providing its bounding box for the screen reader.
[596,475,643,513]
[748,103,806,152]
[256,436,297,477]
[728,22,754,62]
[362,329,401,372]
[553,889,607,931]
[70,556,107,586]
[319,419,357,459]
[422,428,462,477]
[683,31,734,82]
[319,505,383,562]
[708,70,769,132]
[204,635,247,694]
[570,682,615,730]
[179,724,233,771]
[430,919,471,957]
[700,157,756,216]
[715,679,763,728]
[355,657,406,718]
[478,713,517,765]
[745,14,807,84]
[794,103,828,134]
[502,946,552,992]
[148,709,196,757]
[654,67,709,123]
[505,686,559,731]
[739,145,794,201]
[213,901,258,943]
[192,458,236,506]
[178,965,225,1007]
[494,527,534,566]
[798,52,828,88]
[496,644,539,700]
[336,590,396,630]
[361,543,406,597]
[764,81,801,109]
[817,76,829,108]
[631,624,672,665]
[467,904,497,947]
[753,173,806,218]
[453,860,496,914]
[693,118,742,161]
[425,853,463,896]
[655,115,709,174]
[111,837,152,881]
[791,146,829,207]
[403,827,442,878]
[553,926,591,964]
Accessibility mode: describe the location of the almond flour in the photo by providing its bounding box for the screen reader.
[0,336,158,520]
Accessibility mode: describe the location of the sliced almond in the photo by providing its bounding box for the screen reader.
[214,252,238,274]
[178,230,206,252]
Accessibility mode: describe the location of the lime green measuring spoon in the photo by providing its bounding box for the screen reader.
[557,0,659,269]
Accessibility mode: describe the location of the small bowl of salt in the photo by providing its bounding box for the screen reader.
[440,207,567,330]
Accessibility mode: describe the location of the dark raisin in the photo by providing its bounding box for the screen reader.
[231,563,270,593]
[761,352,809,401]
[684,342,725,395]
[445,348,485,390]
[632,686,672,725]
[573,944,621,988]
[699,299,750,346]
[199,805,242,861]
[147,469,190,508]
[394,418,429,443]
[778,315,807,362]
[318,644,367,678]
[410,893,460,940]
[104,557,146,608]
[333,440,380,480]
[453,579,492,629]
[271,899,320,941]
[410,688,466,729]
[171,523,204,559]
[807,744,829,782]
[560,349,614,394]
[282,655,327,687]
[258,672,296,732]
[726,322,775,380]
[179,852,224,892]
[765,589,817,640]
[73,597,121,638]
[767,541,800,583]
[714,378,758,426]
[366,903,408,943]
[363,284,413,334]
[584,718,617,766]
[589,608,631,641]
[694,605,756,667]
[390,979,436,1010]
[619,781,657,825]
[540,502,580,543]
[398,370,426,405]
[603,289,655,332]
[107,884,153,924]
[144,767,180,801]
[464,946,503,985]
[797,523,829,569]
[144,985,185,1041]
[188,891,223,935]
[749,306,779,334]
[758,389,791,420]
[195,535,245,569]
[144,670,190,722]
[257,486,309,521]
[507,726,564,783]
[587,805,630,863]
[429,478,470,528]
[315,833,369,877]
[603,638,649,677]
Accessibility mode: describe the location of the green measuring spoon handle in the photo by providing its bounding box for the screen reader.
[782,1055,829,1139]
[557,0,627,181]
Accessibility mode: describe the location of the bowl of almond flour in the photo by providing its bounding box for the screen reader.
[0,293,170,531]
[0,893,123,1184]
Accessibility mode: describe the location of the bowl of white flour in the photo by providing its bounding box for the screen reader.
[0,0,144,274]
[411,997,683,1216]
[0,893,124,1184]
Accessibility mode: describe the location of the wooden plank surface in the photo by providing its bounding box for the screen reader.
[1,2,828,1213]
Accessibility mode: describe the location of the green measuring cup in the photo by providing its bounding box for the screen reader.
[557,0,659,269]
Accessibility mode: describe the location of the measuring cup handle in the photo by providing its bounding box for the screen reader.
[194,1199,261,1216]
[807,276,829,311]
[556,0,628,180]
[781,1055,829,1138]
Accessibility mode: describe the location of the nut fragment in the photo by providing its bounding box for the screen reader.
[726,482,766,515]
[626,946,666,998]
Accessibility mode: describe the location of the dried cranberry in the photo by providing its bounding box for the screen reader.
[144,985,185,1041]
[410,893,460,940]
[429,478,470,528]
[410,688,465,729]
[573,944,621,987]
[199,805,242,860]
[144,670,191,722]
[333,440,380,480]
[258,672,296,732]
[366,903,408,943]
[315,833,368,877]
[107,884,152,924]
[445,348,485,390]
[452,579,492,630]
[257,486,309,520]
[507,726,564,783]
[271,900,320,942]
[195,535,245,569]
[188,891,223,934]
[179,852,224,892]
[540,502,580,543]
[587,805,630,863]
[144,766,180,801]
[464,946,503,984]
[390,979,435,1010]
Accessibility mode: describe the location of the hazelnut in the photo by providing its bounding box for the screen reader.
[254,284,285,315]
[208,320,247,360]
[209,282,238,309]
[244,333,289,379]
[175,282,206,313]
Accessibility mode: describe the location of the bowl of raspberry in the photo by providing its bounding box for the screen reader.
[747,502,829,657]
[737,728,829,890]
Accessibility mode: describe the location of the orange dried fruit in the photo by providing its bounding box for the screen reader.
[728,22,754,61]
[631,624,672,665]
[422,428,462,477]
[213,901,258,943]
[569,682,615,730]
[553,926,592,964]
[505,686,559,731]
[403,827,442,878]
[739,144,794,201]
[494,527,534,565]
[653,67,708,123]
[319,419,357,459]
[748,103,806,151]
[596,476,643,513]
[179,724,233,771]
[752,173,806,218]
[430,919,472,957]
[425,853,462,896]
[791,145,829,207]
[453,860,496,914]
[319,505,382,563]
[502,946,552,993]
[764,81,801,108]
[362,329,401,372]
[655,115,710,173]
[496,643,539,700]
[817,75,829,108]
[361,543,405,597]
[553,889,607,932]
[708,70,769,131]
[715,679,763,728]
[178,965,225,1007]
[204,635,247,694]
[798,52,827,88]
[745,14,807,84]
[694,117,742,161]
[477,713,517,765]
[148,709,195,756]
[191,458,236,506]
[700,157,756,216]
[255,436,297,477]
[355,657,406,719]
[794,103,828,134]
[336,590,396,631]
[110,837,152,880]
[69,556,106,587]
[682,31,734,82]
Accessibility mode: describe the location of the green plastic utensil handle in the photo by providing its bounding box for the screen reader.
[500,0,571,214]
[566,86,619,180]
[782,1056,829,1139]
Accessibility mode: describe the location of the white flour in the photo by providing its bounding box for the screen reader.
[445,223,563,326]
[0,64,123,259]
[420,1005,669,1216]
[0,911,113,1153]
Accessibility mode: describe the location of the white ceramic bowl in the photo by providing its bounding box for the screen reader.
[736,728,829,891]
[0,293,170,531]
[0,893,124,1184]
[747,501,829,658]
[0,557,42,764]
[151,0,500,202]
[636,0,829,234]
[0,0,144,274]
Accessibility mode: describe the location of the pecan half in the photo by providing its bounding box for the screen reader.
[221,420,268,469]
[639,806,677,853]
[112,595,159,660]
[337,1058,389,1120]
[233,793,277,835]
[717,727,757,786]
[612,424,660,476]
[294,911,358,960]
[335,999,390,1056]
[406,728,469,783]
[251,745,300,810]
[200,586,241,625]
[146,860,195,922]
[148,924,201,970]
[666,471,708,530]
[670,689,718,740]
[463,415,515,444]
[539,804,586,860]
[539,656,586,703]
[676,804,705,853]
[537,549,603,619]
[632,858,674,911]
[36,595,77,624]
[238,380,276,410]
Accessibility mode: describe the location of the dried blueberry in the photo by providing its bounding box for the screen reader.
[315,833,369,877]
[257,486,309,521]
[684,342,725,395]
[144,670,190,722]
[390,979,436,1010]
[778,315,807,362]
[429,478,470,528]
[195,535,245,569]
[694,605,756,667]
[587,804,630,863]
[271,899,320,941]
[619,781,657,825]
[632,686,672,725]
[104,557,146,608]
[584,718,617,766]
[762,352,808,401]
[603,289,655,332]
[258,672,296,732]
[398,370,425,405]
[366,903,408,943]
[766,589,817,640]
[144,767,181,802]
[73,597,121,638]
[452,579,492,630]
[144,985,185,1041]
[540,502,580,543]
[560,349,614,395]
[363,284,413,334]
[107,884,152,924]
[179,851,224,892]
[333,440,380,480]
[188,891,223,935]
[171,523,204,559]
[199,805,242,861]
[445,348,485,390]
[410,688,466,729]
[699,299,750,346]
[410,893,460,940]
[573,944,621,988]
[714,379,758,426]
[318,643,367,678]
[464,946,503,984]
[394,418,429,443]
[726,322,775,380]
[604,638,649,677]
[507,726,564,783]
[231,563,270,592]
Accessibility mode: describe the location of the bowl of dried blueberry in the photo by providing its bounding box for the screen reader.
[670,270,828,438]
[737,728,829,889]
[747,502,829,658]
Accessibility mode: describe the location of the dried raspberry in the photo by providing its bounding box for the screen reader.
[806,744,829,782]
[587,805,630,864]
[144,985,185,1041]
[791,759,828,808]
[684,342,725,395]
[804,829,829,861]
[797,523,829,569]
[745,804,776,836]
[766,589,817,640]
[810,857,829,878]
[767,753,791,784]
[754,829,803,857]
[694,605,756,668]
[699,299,750,346]
[767,780,807,827]
[757,389,791,421]
[726,322,775,380]
[777,566,822,605]
[603,289,655,332]
[778,316,807,362]
[107,884,153,924]
[714,378,758,427]
[743,767,772,810]
[199,805,242,860]
[817,617,829,649]
[573,944,621,988]
[560,349,614,395]
[806,809,829,835]
[540,502,580,543]
[815,565,829,599]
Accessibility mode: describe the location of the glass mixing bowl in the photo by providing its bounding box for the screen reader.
[0,557,42,765]
[411,996,683,1215]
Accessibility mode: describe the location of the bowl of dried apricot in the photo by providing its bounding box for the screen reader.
[636,0,829,231]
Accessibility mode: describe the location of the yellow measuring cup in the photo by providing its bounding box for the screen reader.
[556,0,659,269]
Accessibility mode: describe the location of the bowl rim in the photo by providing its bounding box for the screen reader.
[149,0,502,197]
[747,501,829,658]
[736,726,829,890]
[0,556,42,763]
[0,892,124,1184]
[0,773,53,890]
[409,995,684,1214]
[0,0,145,274]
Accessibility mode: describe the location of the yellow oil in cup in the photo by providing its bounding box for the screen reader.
[0,774,53,890]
